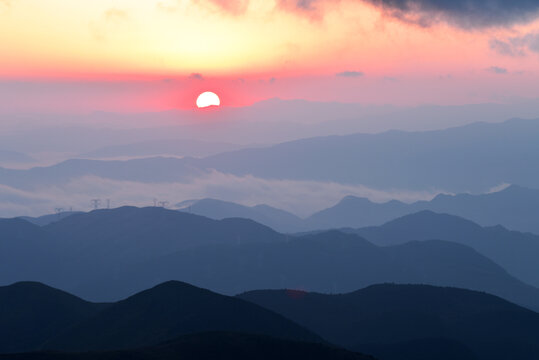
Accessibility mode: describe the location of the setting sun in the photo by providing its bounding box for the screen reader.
[196,92,221,109]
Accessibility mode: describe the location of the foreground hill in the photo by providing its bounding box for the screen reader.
[239,284,539,360]
[0,282,106,354]
[1,332,374,360]
[0,281,320,354]
[45,281,320,352]
[350,211,539,288]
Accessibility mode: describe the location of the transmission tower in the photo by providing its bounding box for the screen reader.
[158,201,169,208]
[91,199,101,210]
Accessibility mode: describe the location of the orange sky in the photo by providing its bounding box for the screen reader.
[1,0,539,110]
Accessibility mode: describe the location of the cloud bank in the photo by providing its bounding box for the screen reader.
[204,0,539,28]
[0,172,438,218]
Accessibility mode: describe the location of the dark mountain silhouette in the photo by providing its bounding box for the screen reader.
[0,281,321,354]
[1,332,374,360]
[111,230,539,311]
[349,211,539,288]
[3,119,539,195]
[0,282,106,354]
[177,198,303,233]
[45,281,321,351]
[239,284,539,360]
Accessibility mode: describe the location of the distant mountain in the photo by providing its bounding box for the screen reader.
[1,207,285,300]
[3,119,539,194]
[195,118,539,193]
[349,211,539,288]
[0,219,56,285]
[111,230,539,311]
[0,157,208,189]
[304,184,539,234]
[0,149,34,165]
[239,284,539,360]
[18,211,81,226]
[177,198,303,233]
[0,282,105,354]
[80,138,245,159]
[1,332,374,360]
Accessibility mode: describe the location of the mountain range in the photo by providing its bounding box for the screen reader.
[177,184,539,235]
[2,119,539,195]
[0,281,320,354]
[2,206,539,311]
[240,284,539,360]
[1,332,372,360]
[3,280,539,360]
[348,210,539,288]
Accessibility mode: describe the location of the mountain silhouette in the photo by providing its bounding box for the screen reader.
[350,210,539,287]
[172,184,539,235]
[239,284,539,360]
[0,281,321,354]
[3,119,539,195]
[3,207,539,310]
[1,332,374,360]
[306,184,539,233]
[45,281,320,351]
[18,212,81,226]
[177,198,303,233]
[112,230,539,311]
[0,282,106,353]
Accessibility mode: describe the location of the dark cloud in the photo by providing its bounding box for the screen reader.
[206,0,539,28]
[336,70,364,77]
[486,66,508,74]
[189,73,204,80]
[363,0,539,28]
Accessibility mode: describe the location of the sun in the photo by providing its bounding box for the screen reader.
[196,92,221,108]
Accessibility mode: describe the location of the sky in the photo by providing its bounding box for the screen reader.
[2,0,539,112]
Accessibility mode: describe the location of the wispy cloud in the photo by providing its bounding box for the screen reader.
[89,8,129,41]
[197,0,539,28]
[189,73,205,80]
[490,32,539,57]
[336,70,364,78]
[486,66,508,74]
